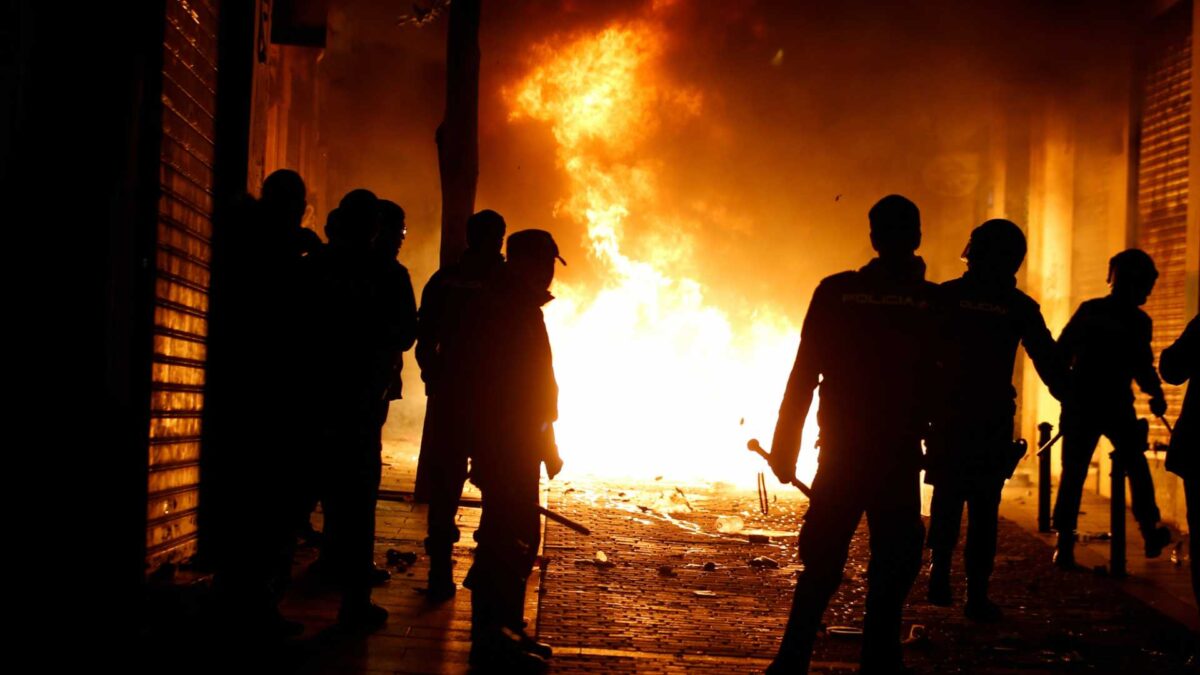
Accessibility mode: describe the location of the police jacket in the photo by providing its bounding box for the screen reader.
[1059,296,1165,412]
[377,255,418,400]
[459,269,560,485]
[935,272,1066,425]
[305,243,411,415]
[772,256,940,473]
[1161,315,1197,479]
[415,249,505,395]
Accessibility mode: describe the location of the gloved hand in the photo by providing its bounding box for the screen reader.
[544,454,564,480]
[541,423,563,479]
[769,450,797,485]
[1150,395,1167,418]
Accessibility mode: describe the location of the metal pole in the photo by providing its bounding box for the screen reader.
[1109,449,1127,578]
[1037,422,1053,533]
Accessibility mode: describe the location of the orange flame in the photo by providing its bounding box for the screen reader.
[507,19,819,486]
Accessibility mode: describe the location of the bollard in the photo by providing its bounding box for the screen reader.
[1109,448,1127,578]
[1037,422,1053,533]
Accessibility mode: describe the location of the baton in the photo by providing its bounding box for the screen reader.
[1037,430,1063,455]
[747,439,813,497]
[1157,415,1174,435]
[377,488,591,535]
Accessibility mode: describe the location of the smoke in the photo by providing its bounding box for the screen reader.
[309,0,1136,445]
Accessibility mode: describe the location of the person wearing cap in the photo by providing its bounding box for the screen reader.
[413,209,507,601]
[1051,248,1172,568]
[458,228,565,671]
[766,195,938,674]
[924,219,1067,622]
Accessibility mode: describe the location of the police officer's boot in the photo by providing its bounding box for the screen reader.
[1053,531,1077,569]
[963,576,1002,623]
[469,583,547,673]
[1141,523,1171,559]
[426,541,457,602]
[503,579,553,660]
[926,550,952,606]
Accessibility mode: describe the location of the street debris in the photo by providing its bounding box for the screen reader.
[716,515,745,533]
[386,549,418,571]
[902,624,929,649]
[748,556,780,569]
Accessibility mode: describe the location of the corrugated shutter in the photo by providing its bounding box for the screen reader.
[146,0,220,572]
[1134,2,1191,444]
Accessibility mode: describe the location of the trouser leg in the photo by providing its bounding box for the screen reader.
[323,422,381,611]
[468,464,541,640]
[861,472,924,670]
[1185,478,1200,614]
[964,485,1002,600]
[927,486,965,558]
[1052,419,1102,535]
[1109,414,1162,530]
[776,467,863,667]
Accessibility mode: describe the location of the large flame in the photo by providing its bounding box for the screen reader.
[506,18,820,486]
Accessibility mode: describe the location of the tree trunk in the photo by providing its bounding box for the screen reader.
[436,0,480,268]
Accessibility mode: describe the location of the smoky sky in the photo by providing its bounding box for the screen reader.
[318,0,1136,331]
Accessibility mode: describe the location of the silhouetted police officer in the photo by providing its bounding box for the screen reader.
[207,169,314,637]
[460,228,564,672]
[374,199,418,412]
[414,209,507,601]
[767,195,937,674]
[307,189,408,630]
[925,219,1066,622]
[1160,315,1197,614]
[1051,249,1171,568]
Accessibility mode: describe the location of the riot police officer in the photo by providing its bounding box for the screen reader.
[414,209,507,600]
[767,195,938,674]
[459,228,565,671]
[1160,315,1198,615]
[1051,249,1171,567]
[925,219,1066,622]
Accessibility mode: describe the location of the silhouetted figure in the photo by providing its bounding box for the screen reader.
[414,209,507,601]
[925,219,1066,622]
[459,229,565,672]
[767,195,937,674]
[207,169,313,638]
[1160,315,1198,614]
[306,189,408,631]
[1051,249,1171,568]
[374,200,419,412]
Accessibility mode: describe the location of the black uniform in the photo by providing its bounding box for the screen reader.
[1052,296,1166,536]
[414,248,506,561]
[1160,315,1198,612]
[771,256,938,671]
[374,253,418,425]
[457,268,560,642]
[926,272,1064,601]
[306,241,411,613]
[205,196,315,629]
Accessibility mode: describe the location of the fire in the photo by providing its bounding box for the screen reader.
[506,18,820,486]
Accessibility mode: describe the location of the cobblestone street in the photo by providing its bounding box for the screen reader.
[536,480,1197,674]
[229,444,1200,674]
